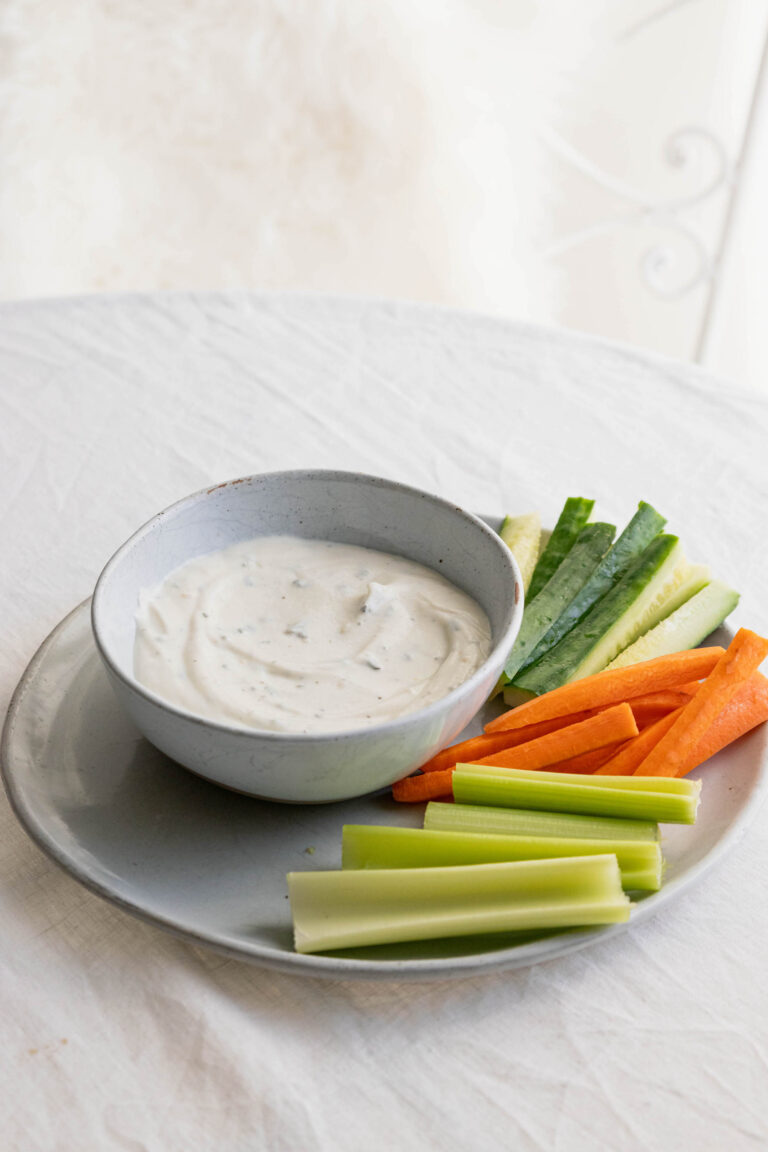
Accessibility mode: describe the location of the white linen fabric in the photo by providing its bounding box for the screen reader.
[1,0,766,385]
[1,293,767,1152]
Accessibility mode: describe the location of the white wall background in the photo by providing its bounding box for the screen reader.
[0,0,765,390]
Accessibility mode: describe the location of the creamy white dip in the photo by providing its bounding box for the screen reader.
[134,535,492,734]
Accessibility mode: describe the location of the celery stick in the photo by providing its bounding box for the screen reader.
[456,764,698,796]
[342,824,662,891]
[288,855,631,953]
[452,770,700,824]
[425,801,659,841]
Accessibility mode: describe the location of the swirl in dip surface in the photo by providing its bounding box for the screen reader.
[134,536,492,734]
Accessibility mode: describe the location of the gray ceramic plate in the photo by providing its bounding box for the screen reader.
[3,595,767,981]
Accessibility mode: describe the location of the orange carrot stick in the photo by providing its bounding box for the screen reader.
[630,700,686,729]
[418,732,524,774]
[392,768,454,803]
[594,707,684,776]
[670,672,768,778]
[677,681,704,697]
[629,688,699,712]
[630,704,673,729]
[538,745,620,774]
[485,648,724,734]
[470,703,638,772]
[418,710,602,774]
[634,629,768,778]
[422,701,667,776]
[628,686,699,729]
[397,705,639,800]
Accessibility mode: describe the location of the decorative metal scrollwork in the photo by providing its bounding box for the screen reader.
[542,125,732,299]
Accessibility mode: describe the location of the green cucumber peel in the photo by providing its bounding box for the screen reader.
[526,497,595,601]
[512,533,682,695]
[504,521,616,681]
[606,579,740,670]
[566,555,710,684]
[518,501,667,673]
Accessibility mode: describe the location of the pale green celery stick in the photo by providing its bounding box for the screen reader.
[341,824,662,891]
[425,801,659,842]
[452,770,700,824]
[288,855,631,953]
[455,764,698,796]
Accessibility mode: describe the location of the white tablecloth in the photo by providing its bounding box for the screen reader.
[2,293,767,1151]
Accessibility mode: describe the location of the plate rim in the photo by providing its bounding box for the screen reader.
[3,599,767,982]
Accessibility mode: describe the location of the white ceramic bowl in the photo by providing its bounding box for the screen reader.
[91,471,523,803]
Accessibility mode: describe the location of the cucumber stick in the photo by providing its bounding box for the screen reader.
[518,501,666,673]
[526,497,594,600]
[513,535,709,695]
[573,554,710,680]
[605,579,740,670]
[502,684,537,709]
[499,512,541,592]
[504,522,615,681]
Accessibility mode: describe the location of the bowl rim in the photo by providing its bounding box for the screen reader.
[91,468,524,743]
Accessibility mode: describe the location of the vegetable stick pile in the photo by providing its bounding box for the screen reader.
[287,495,767,956]
[289,752,705,953]
[498,495,739,699]
[393,631,768,803]
[288,632,768,954]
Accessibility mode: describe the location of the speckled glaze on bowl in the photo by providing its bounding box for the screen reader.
[91,471,523,803]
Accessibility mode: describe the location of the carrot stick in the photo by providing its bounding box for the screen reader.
[392,768,454,803]
[629,686,701,728]
[631,704,672,728]
[485,647,724,734]
[418,710,601,774]
[594,707,684,776]
[670,672,768,778]
[634,629,768,778]
[471,703,638,772]
[538,745,620,774]
[423,698,676,776]
[629,688,699,712]
[418,732,524,774]
[630,701,683,728]
[397,705,639,800]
